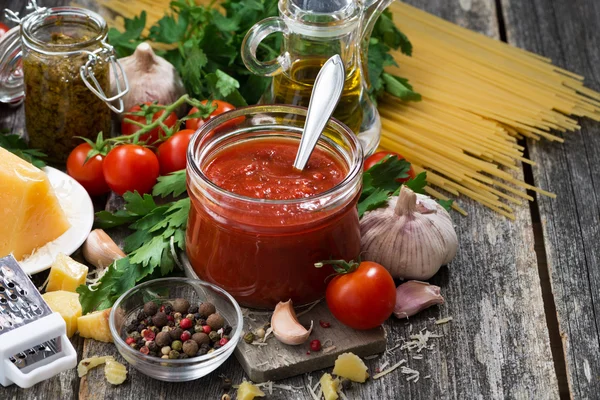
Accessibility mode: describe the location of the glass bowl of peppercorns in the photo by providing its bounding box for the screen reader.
[109,277,243,381]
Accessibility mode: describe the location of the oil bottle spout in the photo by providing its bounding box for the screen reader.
[361,0,396,42]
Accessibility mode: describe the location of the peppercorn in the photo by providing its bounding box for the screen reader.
[172,298,190,314]
[156,331,172,347]
[170,327,183,340]
[243,332,255,344]
[207,313,225,330]
[172,340,183,351]
[167,320,175,327]
[140,346,150,355]
[180,331,192,342]
[198,302,216,318]
[221,376,232,391]
[137,311,147,321]
[128,331,141,340]
[198,318,207,326]
[168,350,180,359]
[150,326,159,334]
[144,301,158,316]
[340,378,352,390]
[161,326,170,333]
[152,312,168,328]
[208,349,215,354]
[125,337,136,346]
[310,339,321,352]
[185,313,195,321]
[194,313,202,321]
[178,354,189,359]
[161,346,171,356]
[200,342,210,350]
[223,325,232,336]
[164,304,173,314]
[188,305,199,314]
[213,342,221,350]
[202,325,212,334]
[147,341,158,353]
[255,327,266,339]
[191,332,210,346]
[173,312,182,320]
[219,338,229,347]
[126,323,137,333]
[209,331,220,342]
[197,348,208,356]
[136,338,145,347]
[161,355,169,359]
[137,323,146,332]
[194,325,204,333]
[222,394,231,400]
[182,340,199,357]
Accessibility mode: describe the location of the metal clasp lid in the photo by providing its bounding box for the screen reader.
[80,41,129,113]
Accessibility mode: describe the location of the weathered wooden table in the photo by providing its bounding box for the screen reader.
[1,0,598,398]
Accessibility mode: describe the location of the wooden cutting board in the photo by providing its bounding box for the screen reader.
[182,256,387,382]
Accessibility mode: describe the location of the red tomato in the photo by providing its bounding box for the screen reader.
[121,102,178,144]
[364,151,415,183]
[103,144,160,195]
[66,143,110,196]
[156,129,195,175]
[325,261,396,330]
[0,23,9,37]
[185,100,236,131]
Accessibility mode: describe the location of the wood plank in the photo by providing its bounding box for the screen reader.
[500,0,600,398]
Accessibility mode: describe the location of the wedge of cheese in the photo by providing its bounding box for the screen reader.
[0,147,70,260]
[78,309,113,343]
[42,291,82,338]
[47,253,88,292]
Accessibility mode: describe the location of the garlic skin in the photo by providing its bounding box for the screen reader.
[111,42,186,118]
[394,280,444,319]
[360,186,458,280]
[82,229,126,269]
[271,300,313,345]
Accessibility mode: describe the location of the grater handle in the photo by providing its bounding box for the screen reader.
[3,334,77,388]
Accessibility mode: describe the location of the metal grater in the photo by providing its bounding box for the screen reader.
[0,255,76,388]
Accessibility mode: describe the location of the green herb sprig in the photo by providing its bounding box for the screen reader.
[0,129,48,168]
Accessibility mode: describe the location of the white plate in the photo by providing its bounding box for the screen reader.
[19,167,95,275]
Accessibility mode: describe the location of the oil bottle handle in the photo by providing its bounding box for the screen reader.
[241,17,290,77]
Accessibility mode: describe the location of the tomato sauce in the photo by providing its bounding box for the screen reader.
[186,138,361,309]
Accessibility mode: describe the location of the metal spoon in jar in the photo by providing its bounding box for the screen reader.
[293,54,346,171]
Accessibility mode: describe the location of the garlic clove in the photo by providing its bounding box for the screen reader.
[271,300,313,345]
[394,280,444,319]
[82,229,126,269]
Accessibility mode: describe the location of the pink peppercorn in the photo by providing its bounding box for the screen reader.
[202,325,212,334]
[143,330,156,341]
[179,318,192,330]
[310,339,321,352]
[140,346,150,355]
[180,331,191,342]
[126,337,136,345]
[219,338,229,346]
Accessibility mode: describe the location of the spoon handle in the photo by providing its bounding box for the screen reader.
[293,54,346,171]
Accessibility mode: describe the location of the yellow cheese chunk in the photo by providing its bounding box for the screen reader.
[0,148,70,260]
[78,309,113,343]
[332,352,369,383]
[42,291,82,338]
[236,381,265,400]
[320,373,340,400]
[47,253,88,292]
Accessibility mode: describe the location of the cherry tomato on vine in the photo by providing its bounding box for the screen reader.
[121,102,178,144]
[103,144,159,195]
[156,129,195,175]
[66,143,110,196]
[364,151,415,183]
[324,260,396,330]
[185,100,236,131]
[0,23,10,37]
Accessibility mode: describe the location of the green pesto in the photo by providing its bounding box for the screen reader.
[23,30,110,164]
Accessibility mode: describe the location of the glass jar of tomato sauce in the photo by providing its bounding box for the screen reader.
[186,105,363,309]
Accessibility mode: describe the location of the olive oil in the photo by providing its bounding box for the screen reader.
[272,58,363,133]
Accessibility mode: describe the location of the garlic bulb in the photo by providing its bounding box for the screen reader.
[82,229,126,269]
[394,280,444,319]
[271,300,313,345]
[360,186,458,280]
[111,42,186,118]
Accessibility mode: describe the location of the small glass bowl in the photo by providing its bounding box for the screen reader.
[109,278,243,382]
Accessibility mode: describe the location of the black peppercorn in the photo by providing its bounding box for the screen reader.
[126,323,137,333]
[199,302,216,318]
[197,348,208,356]
[213,342,222,350]
[136,338,145,347]
[223,325,232,335]
[188,305,199,314]
[198,318,207,326]
[193,313,202,321]
[178,354,189,359]
[137,323,146,332]
[143,301,158,316]
[136,311,147,321]
[200,343,210,350]
[167,320,175,327]
[170,327,183,340]
[341,378,352,390]
[221,376,232,391]
[152,312,168,328]
[164,304,173,314]
[147,341,158,352]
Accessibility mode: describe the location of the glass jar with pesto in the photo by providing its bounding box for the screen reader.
[0,4,128,163]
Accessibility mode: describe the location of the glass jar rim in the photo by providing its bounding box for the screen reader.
[21,6,108,53]
[186,104,363,206]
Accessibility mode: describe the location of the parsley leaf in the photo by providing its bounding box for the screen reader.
[0,131,48,168]
[402,171,427,195]
[438,198,454,211]
[153,170,187,198]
